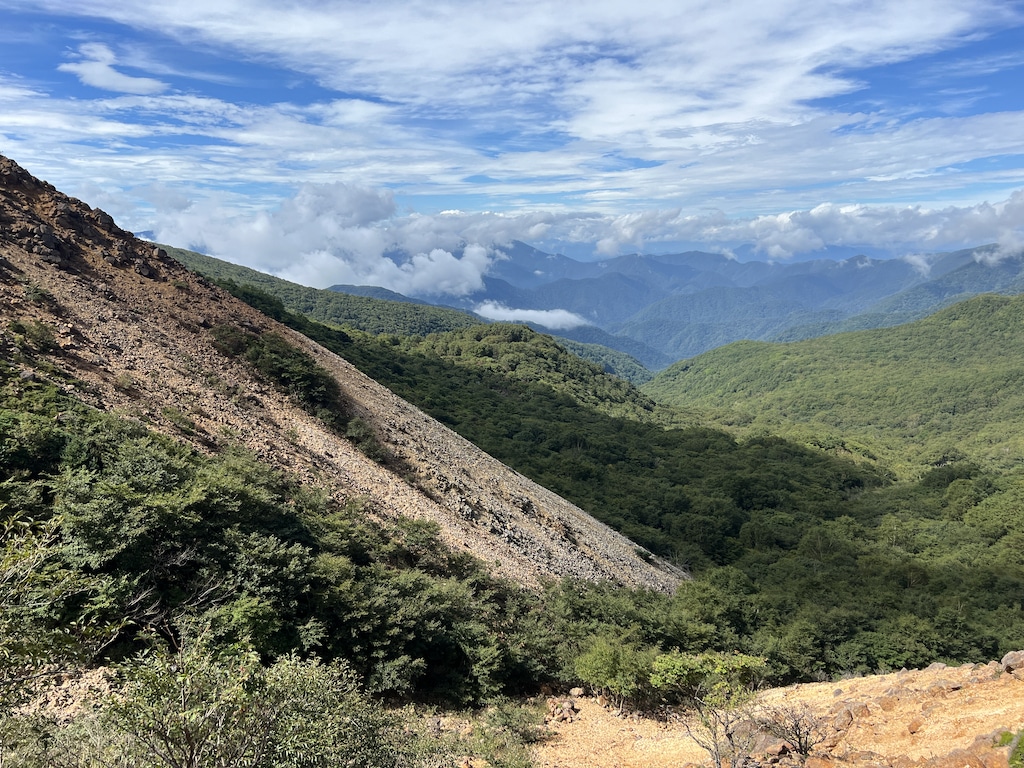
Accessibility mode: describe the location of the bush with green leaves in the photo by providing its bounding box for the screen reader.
[650,651,768,768]
[2,632,409,768]
[107,636,404,768]
[2,361,582,706]
[210,324,348,430]
[649,650,766,706]
[574,631,659,711]
[0,511,119,710]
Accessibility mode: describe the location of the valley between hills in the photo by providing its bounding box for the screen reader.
[2,152,1023,767]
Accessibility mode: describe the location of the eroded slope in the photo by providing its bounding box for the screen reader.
[0,154,681,591]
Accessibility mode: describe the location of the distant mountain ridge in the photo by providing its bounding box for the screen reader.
[398,241,1024,365]
[174,239,1024,373]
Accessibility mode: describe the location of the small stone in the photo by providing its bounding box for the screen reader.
[832,708,854,730]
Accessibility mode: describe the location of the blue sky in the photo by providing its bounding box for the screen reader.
[2,0,1024,295]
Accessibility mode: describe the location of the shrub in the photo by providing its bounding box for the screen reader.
[574,631,658,712]
[210,325,347,431]
[757,703,831,762]
[103,633,406,768]
[650,651,769,768]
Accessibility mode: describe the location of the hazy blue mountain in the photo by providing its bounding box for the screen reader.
[395,241,1024,365]
[487,240,588,285]
[524,273,670,326]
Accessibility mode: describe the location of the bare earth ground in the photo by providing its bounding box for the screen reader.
[534,661,1024,767]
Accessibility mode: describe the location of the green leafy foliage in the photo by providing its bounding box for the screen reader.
[551,337,654,386]
[1010,731,1024,768]
[649,650,766,704]
[401,323,676,424]
[650,651,768,768]
[0,513,119,708]
[7,319,57,353]
[574,631,658,710]
[210,324,348,429]
[104,635,404,768]
[2,632,410,768]
[0,363,545,706]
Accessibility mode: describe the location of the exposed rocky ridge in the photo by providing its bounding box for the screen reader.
[0,153,682,591]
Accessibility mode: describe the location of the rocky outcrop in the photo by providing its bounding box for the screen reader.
[0,153,683,591]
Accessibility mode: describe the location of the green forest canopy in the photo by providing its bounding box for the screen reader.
[201,282,1024,679]
[643,292,1024,477]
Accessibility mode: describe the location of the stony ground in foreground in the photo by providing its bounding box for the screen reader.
[534,657,1024,768]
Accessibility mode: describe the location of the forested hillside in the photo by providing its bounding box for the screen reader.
[209,280,1024,681]
[644,293,1024,476]
[167,246,656,382]
[3,155,1023,766]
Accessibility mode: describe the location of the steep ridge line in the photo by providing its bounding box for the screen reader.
[0,153,682,591]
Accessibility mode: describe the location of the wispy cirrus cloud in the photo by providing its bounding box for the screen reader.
[58,43,167,94]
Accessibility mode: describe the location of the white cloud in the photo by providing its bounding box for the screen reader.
[900,253,933,276]
[474,302,589,330]
[130,179,1024,298]
[58,43,167,94]
[145,184,496,296]
[1,1,1023,269]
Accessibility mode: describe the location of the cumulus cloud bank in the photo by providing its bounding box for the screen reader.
[474,302,589,330]
[149,182,498,296]
[142,181,1024,297]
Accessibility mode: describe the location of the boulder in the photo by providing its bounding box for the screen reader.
[999,650,1024,673]
[546,697,580,724]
